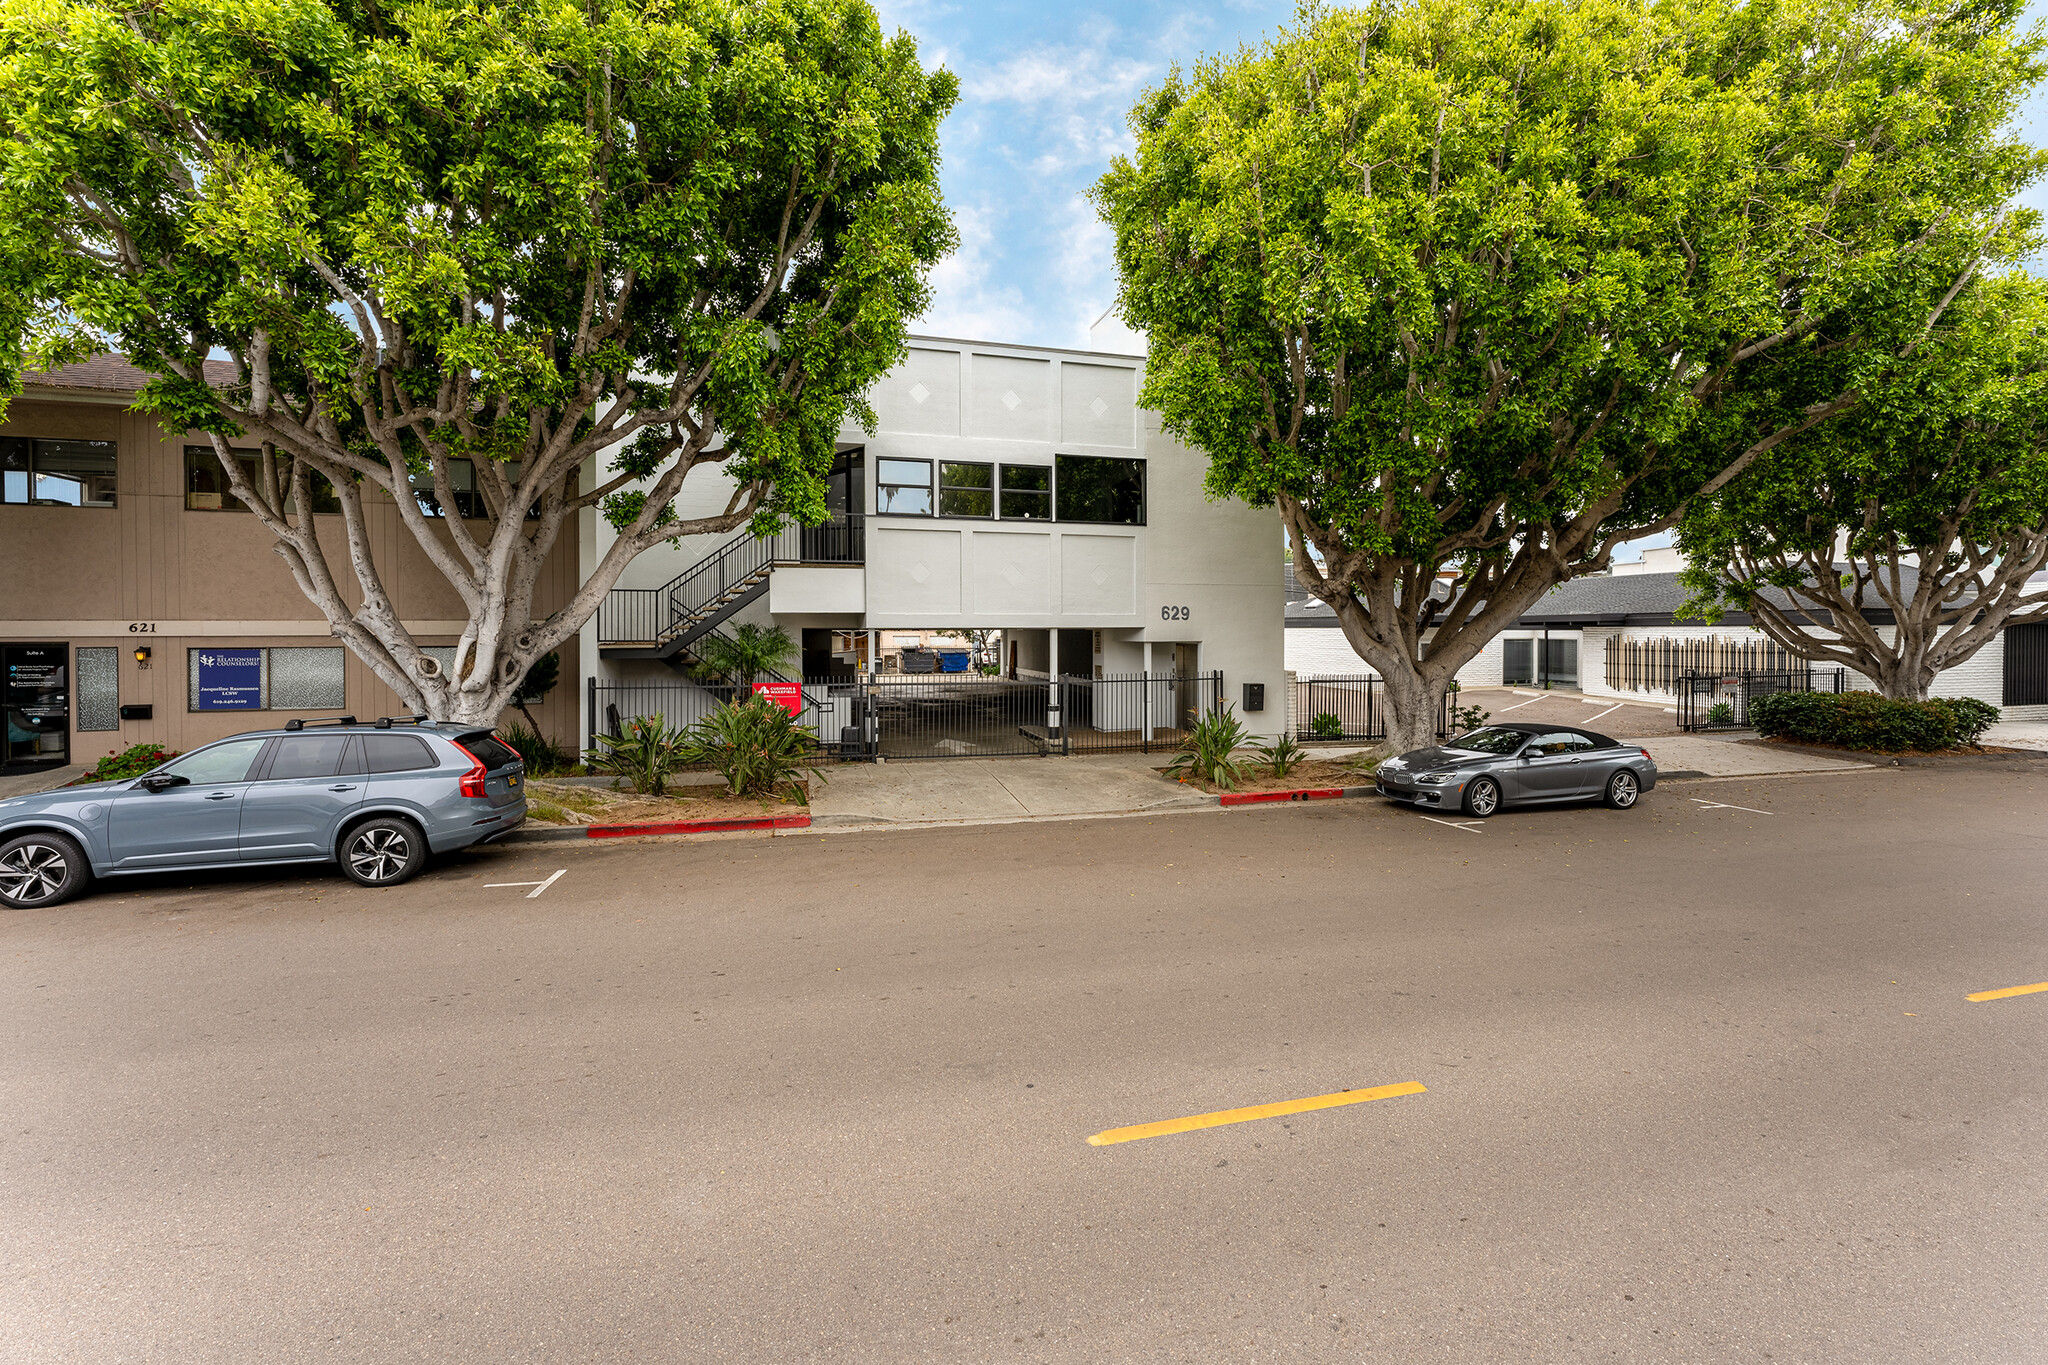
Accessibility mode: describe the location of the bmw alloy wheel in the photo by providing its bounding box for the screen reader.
[1465,777,1499,817]
[1607,771,1640,808]
[0,841,70,905]
[347,826,413,883]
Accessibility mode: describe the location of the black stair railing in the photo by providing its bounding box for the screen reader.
[598,515,863,645]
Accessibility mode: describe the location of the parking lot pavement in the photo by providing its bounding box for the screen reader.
[1455,686,1682,738]
[6,764,2047,1363]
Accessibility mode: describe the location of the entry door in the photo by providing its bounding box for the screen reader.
[2,643,69,768]
[802,451,863,561]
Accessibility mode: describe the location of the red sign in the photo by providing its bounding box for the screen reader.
[753,682,803,716]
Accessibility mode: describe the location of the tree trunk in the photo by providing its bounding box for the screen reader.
[1376,660,1447,753]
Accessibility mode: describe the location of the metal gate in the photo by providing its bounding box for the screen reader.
[1676,668,1845,731]
[1292,675,1448,742]
[588,673,1226,761]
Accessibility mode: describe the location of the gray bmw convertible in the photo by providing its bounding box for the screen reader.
[1375,722,1657,817]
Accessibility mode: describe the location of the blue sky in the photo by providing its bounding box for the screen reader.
[886,0,2048,351]
[877,0,1298,348]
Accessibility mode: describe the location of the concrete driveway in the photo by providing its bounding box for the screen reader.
[5,762,2047,1363]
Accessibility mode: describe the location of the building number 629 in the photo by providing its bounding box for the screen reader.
[1160,605,1190,621]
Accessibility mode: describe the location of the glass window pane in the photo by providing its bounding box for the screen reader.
[1054,454,1144,524]
[1000,464,1049,492]
[31,440,117,507]
[264,733,351,780]
[940,462,991,489]
[2,438,31,503]
[877,484,932,516]
[76,647,119,731]
[1000,489,1050,520]
[876,459,931,485]
[939,488,993,517]
[269,647,346,710]
[160,738,269,784]
[363,733,436,773]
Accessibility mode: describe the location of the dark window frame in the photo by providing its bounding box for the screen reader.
[937,461,994,518]
[875,457,934,517]
[1,436,117,508]
[998,463,1051,521]
[1051,453,1145,526]
[185,445,341,514]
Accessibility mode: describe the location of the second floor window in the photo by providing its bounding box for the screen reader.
[186,447,341,513]
[938,462,993,517]
[411,458,541,520]
[876,458,933,515]
[2,437,116,507]
[999,464,1050,520]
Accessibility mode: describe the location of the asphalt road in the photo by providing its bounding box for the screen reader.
[5,764,2046,1363]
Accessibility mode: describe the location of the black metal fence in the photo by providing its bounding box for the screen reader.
[1292,675,1449,743]
[1676,667,1846,731]
[588,671,1226,761]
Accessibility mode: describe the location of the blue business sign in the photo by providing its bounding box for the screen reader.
[193,650,263,710]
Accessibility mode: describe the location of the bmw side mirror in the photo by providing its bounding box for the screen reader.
[138,773,188,792]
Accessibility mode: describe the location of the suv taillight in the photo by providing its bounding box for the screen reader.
[454,742,489,798]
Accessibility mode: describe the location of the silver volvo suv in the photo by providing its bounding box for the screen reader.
[0,717,527,909]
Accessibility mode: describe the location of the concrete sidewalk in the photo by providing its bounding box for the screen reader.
[1641,735,1871,779]
[0,765,86,800]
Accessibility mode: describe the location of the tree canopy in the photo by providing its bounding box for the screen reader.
[1678,271,2048,699]
[0,0,955,723]
[1094,0,2044,746]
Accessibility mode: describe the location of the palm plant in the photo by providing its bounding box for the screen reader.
[678,694,826,800]
[1165,704,1255,790]
[691,623,798,692]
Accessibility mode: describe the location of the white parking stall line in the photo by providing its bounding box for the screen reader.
[1583,703,1625,724]
[1688,799,1773,816]
[1496,696,1548,712]
[1419,816,1487,833]
[485,868,568,898]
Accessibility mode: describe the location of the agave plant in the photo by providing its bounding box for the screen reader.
[1165,704,1255,791]
[1256,731,1308,778]
[678,694,826,800]
[584,714,688,795]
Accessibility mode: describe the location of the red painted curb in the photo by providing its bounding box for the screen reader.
[585,814,812,838]
[1219,787,1346,806]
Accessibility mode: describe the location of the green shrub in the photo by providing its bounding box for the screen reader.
[1747,691,2001,752]
[584,714,689,794]
[1166,705,1255,790]
[498,719,571,775]
[1704,701,1735,726]
[1309,711,1344,740]
[1450,703,1490,734]
[81,742,179,783]
[1257,731,1308,778]
[678,694,826,800]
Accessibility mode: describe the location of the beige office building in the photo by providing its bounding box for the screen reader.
[0,357,580,775]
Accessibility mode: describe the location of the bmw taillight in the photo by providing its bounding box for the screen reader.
[1639,748,1653,761]
[455,742,489,798]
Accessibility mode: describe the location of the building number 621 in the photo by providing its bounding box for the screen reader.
[1160,605,1190,621]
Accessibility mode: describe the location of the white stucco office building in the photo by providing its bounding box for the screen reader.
[578,314,1286,745]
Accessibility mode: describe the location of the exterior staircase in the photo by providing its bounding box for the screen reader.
[597,516,862,663]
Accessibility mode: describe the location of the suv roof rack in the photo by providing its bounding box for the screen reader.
[372,715,431,729]
[282,715,357,731]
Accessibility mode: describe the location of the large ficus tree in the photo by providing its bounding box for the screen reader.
[0,0,955,724]
[1677,272,2048,700]
[1094,0,2043,748]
